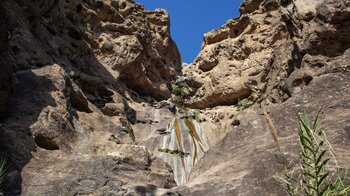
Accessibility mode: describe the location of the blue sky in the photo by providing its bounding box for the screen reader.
[134,0,243,63]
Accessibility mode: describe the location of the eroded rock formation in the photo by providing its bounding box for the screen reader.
[0,0,180,195]
[172,72,350,195]
[184,0,350,109]
[0,0,349,195]
[173,0,350,194]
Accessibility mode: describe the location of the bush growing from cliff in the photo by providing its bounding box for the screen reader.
[237,98,254,110]
[278,110,350,196]
[170,76,192,108]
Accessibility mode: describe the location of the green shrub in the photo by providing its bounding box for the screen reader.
[237,98,254,110]
[279,110,350,196]
[170,76,193,108]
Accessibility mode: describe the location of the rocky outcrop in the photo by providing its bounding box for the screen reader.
[0,0,180,195]
[183,0,350,109]
[4,0,181,100]
[0,63,176,195]
[0,0,349,195]
[170,72,350,195]
[169,0,350,194]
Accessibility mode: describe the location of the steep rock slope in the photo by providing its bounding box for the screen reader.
[0,0,181,195]
[169,0,350,195]
[173,72,350,195]
[180,0,350,157]
[0,0,349,195]
[184,0,350,109]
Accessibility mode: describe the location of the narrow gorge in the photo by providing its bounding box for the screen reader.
[0,0,349,195]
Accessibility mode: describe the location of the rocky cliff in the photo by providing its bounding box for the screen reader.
[0,0,181,195]
[176,0,350,194]
[184,0,350,109]
[0,0,349,195]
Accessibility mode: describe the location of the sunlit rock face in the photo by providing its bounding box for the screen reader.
[171,0,350,195]
[0,0,349,195]
[183,0,350,109]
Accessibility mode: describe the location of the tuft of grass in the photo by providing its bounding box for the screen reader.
[159,75,207,180]
[279,109,350,196]
[159,111,206,169]
[263,110,282,155]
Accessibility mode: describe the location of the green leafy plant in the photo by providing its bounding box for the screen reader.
[170,76,202,166]
[237,98,254,110]
[171,76,193,108]
[280,110,350,196]
[192,109,201,123]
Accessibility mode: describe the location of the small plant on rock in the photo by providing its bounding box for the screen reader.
[279,110,350,196]
[237,98,254,110]
[170,76,193,108]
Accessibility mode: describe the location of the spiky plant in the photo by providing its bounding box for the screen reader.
[280,110,350,196]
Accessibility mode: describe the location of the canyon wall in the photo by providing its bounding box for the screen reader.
[0,0,349,195]
[173,0,350,194]
[0,0,181,195]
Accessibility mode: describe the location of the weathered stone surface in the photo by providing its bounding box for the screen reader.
[183,0,350,109]
[171,0,350,194]
[101,102,125,116]
[0,0,349,195]
[168,72,350,195]
[83,0,182,100]
[0,63,176,195]
[0,0,180,195]
[2,0,181,101]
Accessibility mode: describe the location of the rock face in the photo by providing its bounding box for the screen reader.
[172,72,350,195]
[0,0,349,195]
[0,0,180,195]
[4,0,181,100]
[173,0,350,195]
[0,8,15,115]
[183,0,350,109]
